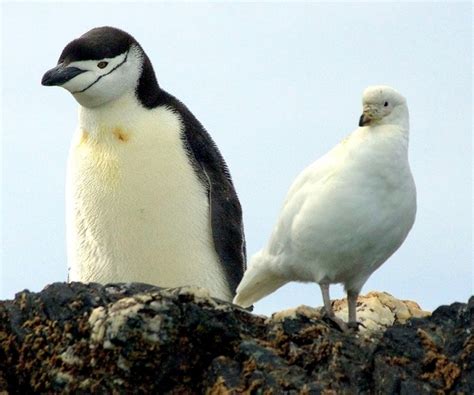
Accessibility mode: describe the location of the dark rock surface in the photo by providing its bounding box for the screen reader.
[0,282,472,394]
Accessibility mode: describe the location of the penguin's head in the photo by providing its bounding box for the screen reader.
[42,27,155,108]
[359,85,408,128]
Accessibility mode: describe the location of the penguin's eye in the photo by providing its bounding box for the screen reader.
[384,101,389,107]
[97,61,108,69]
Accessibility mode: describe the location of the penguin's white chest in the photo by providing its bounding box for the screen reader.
[66,105,230,300]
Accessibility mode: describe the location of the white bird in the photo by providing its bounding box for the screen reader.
[234,86,416,327]
[41,27,246,302]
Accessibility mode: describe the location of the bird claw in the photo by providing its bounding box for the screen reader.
[321,312,349,332]
[347,321,365,331]
[321,312,364,333]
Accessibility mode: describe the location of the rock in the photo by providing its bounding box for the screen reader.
[271,291,431,333]
[0,282,472,394]
[333,291,432,332]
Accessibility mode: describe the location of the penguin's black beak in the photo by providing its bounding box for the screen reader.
[41,64,85,86]
[359,113,371,127]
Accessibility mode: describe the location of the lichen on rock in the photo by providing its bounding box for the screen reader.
[0,282,472,394]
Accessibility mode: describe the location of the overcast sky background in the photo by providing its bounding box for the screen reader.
[1,2,472,315]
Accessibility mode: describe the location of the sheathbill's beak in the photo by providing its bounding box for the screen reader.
[359,113,371,127]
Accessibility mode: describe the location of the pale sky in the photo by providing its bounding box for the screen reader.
[1,2,472,315]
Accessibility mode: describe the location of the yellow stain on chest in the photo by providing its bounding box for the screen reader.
[113,127,130,142]
[75,126,131,188]
[79,130,89,145]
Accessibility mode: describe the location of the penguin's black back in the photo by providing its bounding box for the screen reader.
[157,90,247,294]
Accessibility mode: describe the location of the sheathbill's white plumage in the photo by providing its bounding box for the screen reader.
[233,86,416,327]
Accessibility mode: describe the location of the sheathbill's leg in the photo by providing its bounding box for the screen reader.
[320,283,335,317]
[347,290,358,323]
[319,283,349,332]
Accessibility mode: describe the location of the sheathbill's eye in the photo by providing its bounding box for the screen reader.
[97,61,108,69]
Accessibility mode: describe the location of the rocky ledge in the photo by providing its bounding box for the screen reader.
[0,283,472,394]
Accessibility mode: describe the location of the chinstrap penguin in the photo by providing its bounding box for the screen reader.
[233,86,416,328]
[42,26,246,301]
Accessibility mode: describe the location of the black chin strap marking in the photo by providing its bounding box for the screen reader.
[72,50,130,94]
